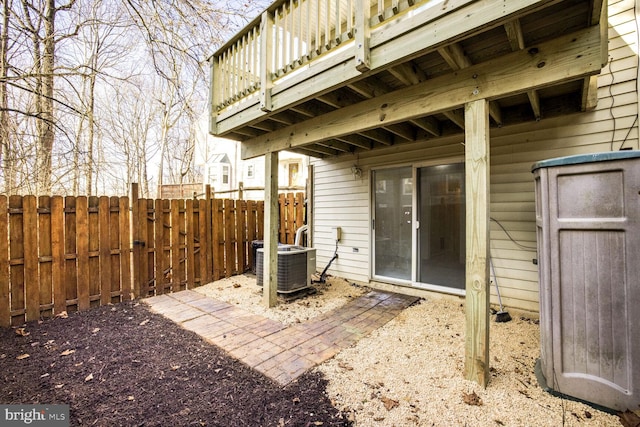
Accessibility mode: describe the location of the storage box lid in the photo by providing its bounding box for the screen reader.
[531,150,640,172]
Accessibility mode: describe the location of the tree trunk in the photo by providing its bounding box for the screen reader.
[0,0,12,194]
[35,0,56,194]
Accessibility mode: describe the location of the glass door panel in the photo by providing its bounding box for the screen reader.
[373,167,413,280]
[418,164,465,289]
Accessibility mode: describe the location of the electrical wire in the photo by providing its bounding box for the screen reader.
[490,217,538,251]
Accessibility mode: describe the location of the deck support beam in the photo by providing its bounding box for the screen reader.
[262,152,279,308]
[464,98,491,387]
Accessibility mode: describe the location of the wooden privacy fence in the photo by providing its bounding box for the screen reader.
[0,188,306,327]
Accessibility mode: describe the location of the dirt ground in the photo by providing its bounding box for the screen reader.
[0,301,352,427]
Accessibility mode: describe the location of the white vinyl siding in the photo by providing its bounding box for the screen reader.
[310,0,639,312]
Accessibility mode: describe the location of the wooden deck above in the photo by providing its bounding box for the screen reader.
[209,0,608,159]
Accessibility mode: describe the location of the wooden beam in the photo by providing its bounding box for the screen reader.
[443,110,465,129]
[336,134,374,150]
[503,19,525,51]
[581,75,599,111]
[360,128,394,145]
[464,98,490,387]
[388,61,426,86]
[355,0,371,71]
[410,117,440,137]
[242,26,604,159]
[504,18,542,121]
[316,140,354,153]
[527,90,542,120]
[385,122,415,142]
[263,152,279,308]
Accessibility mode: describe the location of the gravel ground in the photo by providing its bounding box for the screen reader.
[196,275,624,427]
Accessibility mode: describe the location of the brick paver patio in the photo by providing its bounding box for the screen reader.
[144,289,418,385]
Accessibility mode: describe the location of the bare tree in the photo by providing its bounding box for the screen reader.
[1,0,268,196]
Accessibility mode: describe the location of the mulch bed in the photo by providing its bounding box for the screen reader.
[0,300,353,427]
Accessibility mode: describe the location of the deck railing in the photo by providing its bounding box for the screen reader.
[210,0,428,115]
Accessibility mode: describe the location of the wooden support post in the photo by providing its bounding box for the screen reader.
[209,56,219,135]
[260,11,274,112]
[464,99,491,387]
[263,152,279,308]
[355,0,371,72]
[306,165,313,247]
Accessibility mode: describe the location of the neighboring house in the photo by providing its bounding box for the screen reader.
[208,0,638,384]
[195,114,308,199]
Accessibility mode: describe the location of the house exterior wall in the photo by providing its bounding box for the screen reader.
[310,0,639,312]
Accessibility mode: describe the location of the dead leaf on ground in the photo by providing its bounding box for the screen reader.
[91,328,100,333]
[15,328,30,337]
[84,373,94,382]
[171,365,180,371]
[139,319,149,326]
[60,349,75,356]
[54,384,64,389]
[462,391,483,406]
[127,396,135,401]
[338,362,353,371]
[233,283,241,288]
[56,311,68,319]
[380,396,399,411]
[292,397,300,404]
[16,353,30,360]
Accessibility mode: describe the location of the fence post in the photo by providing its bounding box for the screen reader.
[131,183,142,298]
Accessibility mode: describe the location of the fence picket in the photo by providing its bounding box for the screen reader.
[99,197,112,305]
[236,200,247,273]
[88,197,100,306]
[38,196,53,318]
[224,199,236,277]
[64,197,78,311]
[9,196,25,325]
[23,196,38,321]
[119,196,132,301]
[51,196,65,314]
[212,199,223,281]
[76,196,90,311]
[186,199,196,288]
[109,197,121,303]
[144,199,156,296]
[197,199,208,285]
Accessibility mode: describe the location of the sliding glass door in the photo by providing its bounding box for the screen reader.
[372,163,465,290]
[373,167,413,280]
[417,163,466,290]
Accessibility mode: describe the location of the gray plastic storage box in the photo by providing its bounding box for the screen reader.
[532,151,640,411]
[256,245,316,293]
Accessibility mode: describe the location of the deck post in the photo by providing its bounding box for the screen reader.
[263,151,279,308]
[260,10,274,112]
[208,56,219,134]
[464,98,491,387]
[355,0,371,72]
